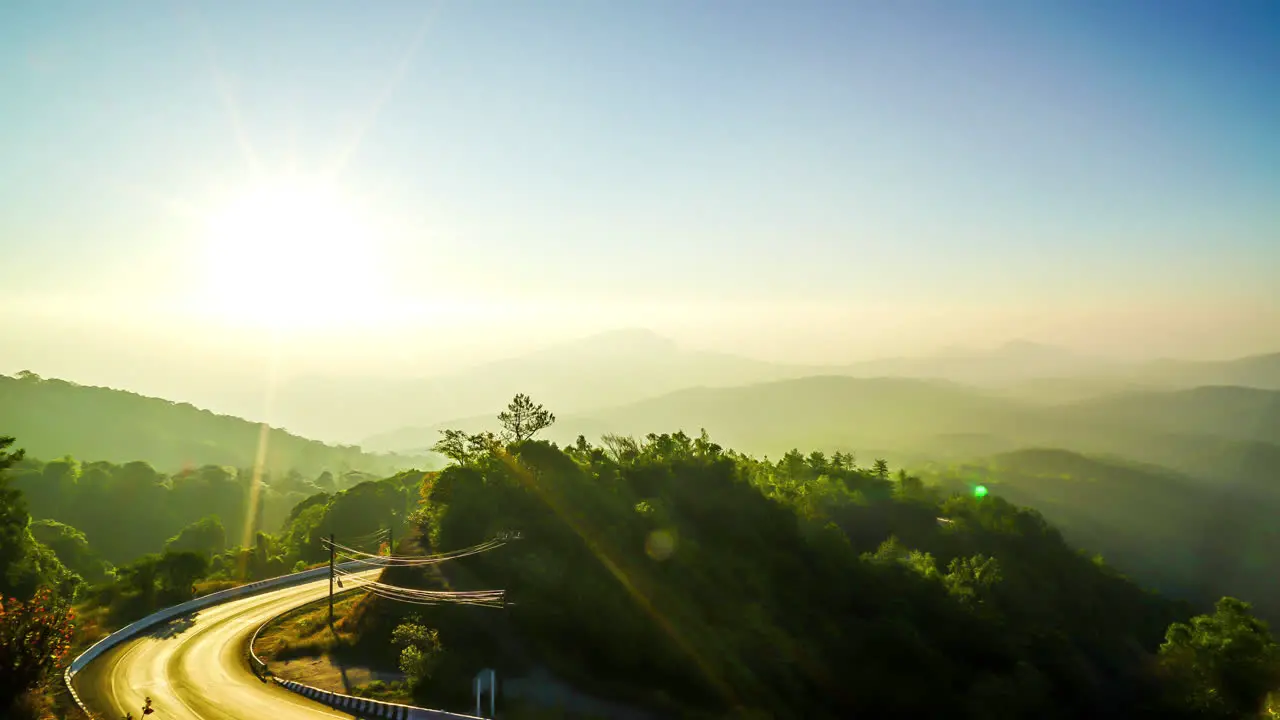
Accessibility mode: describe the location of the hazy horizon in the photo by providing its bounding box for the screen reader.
[3,0,1278,409]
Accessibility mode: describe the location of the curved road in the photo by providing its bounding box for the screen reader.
[75,570,381,720]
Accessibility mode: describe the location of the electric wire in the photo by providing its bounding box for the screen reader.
[324,537,507,566]
[334,565,504,607]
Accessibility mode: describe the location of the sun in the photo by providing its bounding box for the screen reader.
[199,177,385,330]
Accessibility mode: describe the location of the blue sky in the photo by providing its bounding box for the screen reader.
[1,0,1277,385]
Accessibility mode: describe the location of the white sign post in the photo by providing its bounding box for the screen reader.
[474,668,496,718]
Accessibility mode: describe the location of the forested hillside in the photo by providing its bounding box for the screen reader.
[343,404,1280,720]
[919,449,1280,623]
[0,372,431,475]
[5,454,393,565]
[4,382,1280,719]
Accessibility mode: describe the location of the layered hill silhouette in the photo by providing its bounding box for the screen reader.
[268,328,821,441]
[348,330,1279,447]
[366,372,1280,471]
[0,371,429,475]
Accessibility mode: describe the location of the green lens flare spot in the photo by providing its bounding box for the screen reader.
[973,485,988,498]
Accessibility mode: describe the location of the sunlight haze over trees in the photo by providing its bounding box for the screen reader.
[1,1,1278,717]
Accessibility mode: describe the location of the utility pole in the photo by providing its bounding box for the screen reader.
[328,532,335,626]
[388,524,393,556]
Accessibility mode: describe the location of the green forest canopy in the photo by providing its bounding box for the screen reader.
[3,382,1279,719]
[5,453,400,566]
[354,418,1280,720]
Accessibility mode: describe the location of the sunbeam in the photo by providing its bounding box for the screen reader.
[180,1,264,179]
[328,1,444,180]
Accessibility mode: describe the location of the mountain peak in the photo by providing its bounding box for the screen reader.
[559,328,680,356]
[995,339,1074,357]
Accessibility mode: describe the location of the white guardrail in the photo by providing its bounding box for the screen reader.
[64,561,366,718]
[65,560,483,720]
[243,571,483,719]
[272,678,483,720]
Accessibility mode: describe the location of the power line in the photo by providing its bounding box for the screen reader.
[322,533,515,610]
[343,528,391,550]
[334,566,505,607]
[325,537,508,566]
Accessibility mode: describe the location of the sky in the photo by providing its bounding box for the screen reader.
[2,0,1278,395]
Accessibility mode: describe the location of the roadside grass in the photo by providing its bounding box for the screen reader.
[351,679,411,702]
[253,593,365,661]
[194,579,241,597]
[254,591,412,704]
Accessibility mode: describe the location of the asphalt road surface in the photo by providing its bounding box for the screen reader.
[75,570,381,720]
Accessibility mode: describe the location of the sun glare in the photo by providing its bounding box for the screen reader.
[200,177,385,330]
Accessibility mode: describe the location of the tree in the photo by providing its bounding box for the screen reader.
[497,394,555,443]
[157,551,209,599]
[29,520,108,584]
[165,516,226,559]
[600,433,639,464]
[1158,597,1280,718]
[432,429,473,465]
[872,459,890,481]
[0,437,31,597]
[943,554,1002,609]
[118,554,161,604]
[391,619,444,687]
[0,586,75,713]
[893,469,926,501]
[831,451,855,470]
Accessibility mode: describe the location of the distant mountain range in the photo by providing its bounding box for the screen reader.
[356,329,1279,452]
[7,325,1277,471]
[365,373,1280,463]
[269,328,819,441]
[260,329,1280,443]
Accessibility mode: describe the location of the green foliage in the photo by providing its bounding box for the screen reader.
[0,437,81,602]
[97,549,211,623]
[392,619,444,687]
[7,454,375,566]
[277,476,417,564]
[432,429,500,466]
[0,436,32,593]
[29,519,110,584]
[0,587,75,714]
[158,550,209,598]
[165,515,227,559]
[497,394,556,444]
[1158,597,1280,718]
[388,415,1217,718]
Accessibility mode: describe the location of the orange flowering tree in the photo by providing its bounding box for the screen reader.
[0,586,76,710]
